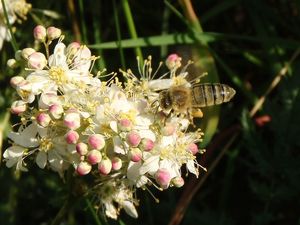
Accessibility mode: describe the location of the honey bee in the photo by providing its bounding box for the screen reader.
[158,83,236,121]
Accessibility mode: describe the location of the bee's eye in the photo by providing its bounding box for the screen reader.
[160,91,172,110]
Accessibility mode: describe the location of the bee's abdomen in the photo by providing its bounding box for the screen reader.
[192,83,236,107]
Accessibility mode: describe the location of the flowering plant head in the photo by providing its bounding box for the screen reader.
[0,0,31,49]
[4,26,206,219]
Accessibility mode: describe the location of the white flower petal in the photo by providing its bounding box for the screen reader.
[139,155,159,175]
[48,150,64,171]
[186,160,199,177]
[104,202,118,220]
[8,123,39,147]
[36,151,47,168]
[4,146,25,158]
[127,161,142,181]
[123,201,138,218]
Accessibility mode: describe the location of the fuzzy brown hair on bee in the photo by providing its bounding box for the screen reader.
[158,83,236,122]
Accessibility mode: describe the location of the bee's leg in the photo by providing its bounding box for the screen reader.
[192,108,203,118]
[187,108,196,127]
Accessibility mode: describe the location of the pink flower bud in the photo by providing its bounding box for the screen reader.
[126,131,141,147]
[36,112,51,127]
[88,134,105,150]
[33,25,47,41]
[162,123,176,136]
[140,138,154,152]
[64,111,81,130]
[47,26,61,40]
[118,118,132,131]
[128,148,142,162]
[28,52,47,70]
[112,157,122,170]
[66,42,80,56]
[187,143,198,155]
[165,53,181,69]
[155,168,171,189]
[65,130,79,144]
[172,176,185,188]
[76,142,88,156]
[10,76,24,88]
[87,150,102,165]
[76,161,92,176]
[11,100,27,114]
[98,158,112,175]
[49,103,64,119]
[21,48,36,60]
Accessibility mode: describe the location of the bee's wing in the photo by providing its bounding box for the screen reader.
[148,79,172,91]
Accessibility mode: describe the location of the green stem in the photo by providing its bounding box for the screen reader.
[113,0,126,69]
[50,197,73,225]
[121,0,143,60]
[1,0,19,51]
[0,112,10,166]
[78,0,87,43]
[85,198,103,225]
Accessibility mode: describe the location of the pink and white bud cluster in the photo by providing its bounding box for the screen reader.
[74,133,124,176]
[33,25,62,42]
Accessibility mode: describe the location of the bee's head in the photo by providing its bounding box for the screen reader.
[159,90,172,110]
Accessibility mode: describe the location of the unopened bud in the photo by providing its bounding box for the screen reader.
[155,168,171,189]
[28,52,47,70]
[187,143,198,155]
[118,118,132,131]
[36,112,51,127]
[126,131,141,147]
[87,149,102,165]
[15,50,22,61]
[112,157,122,170]
[98,158,112,175]
[33,25,47,41]
[76,142,88,156]
[76,161,92,176]
[64,111,81,130]
[140,138,154,152]
[65,130,79,144]
[11,100,27,114]
[66,42,80,57]
[47,26,61,40]
[165,53,181,69]
[7,59,17,68]
[172,176,184,188]
[10,76,24,88]
[88,134,105,150]
[49,103,64,119]
[21,48,36,60]
[128,148,142,162]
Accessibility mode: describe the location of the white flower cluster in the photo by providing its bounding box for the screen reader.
[3,26,205,219]
[0,0,31,49]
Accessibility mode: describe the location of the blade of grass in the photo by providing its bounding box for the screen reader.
[85,198,103,225]
[89,32,300,50]
[121,0,143,60]
[93,1,106,70]
[1,0,18,51]
[160,4,171,57]
[113,0,126,69]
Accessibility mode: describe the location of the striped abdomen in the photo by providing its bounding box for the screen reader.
[191,83,236,107]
